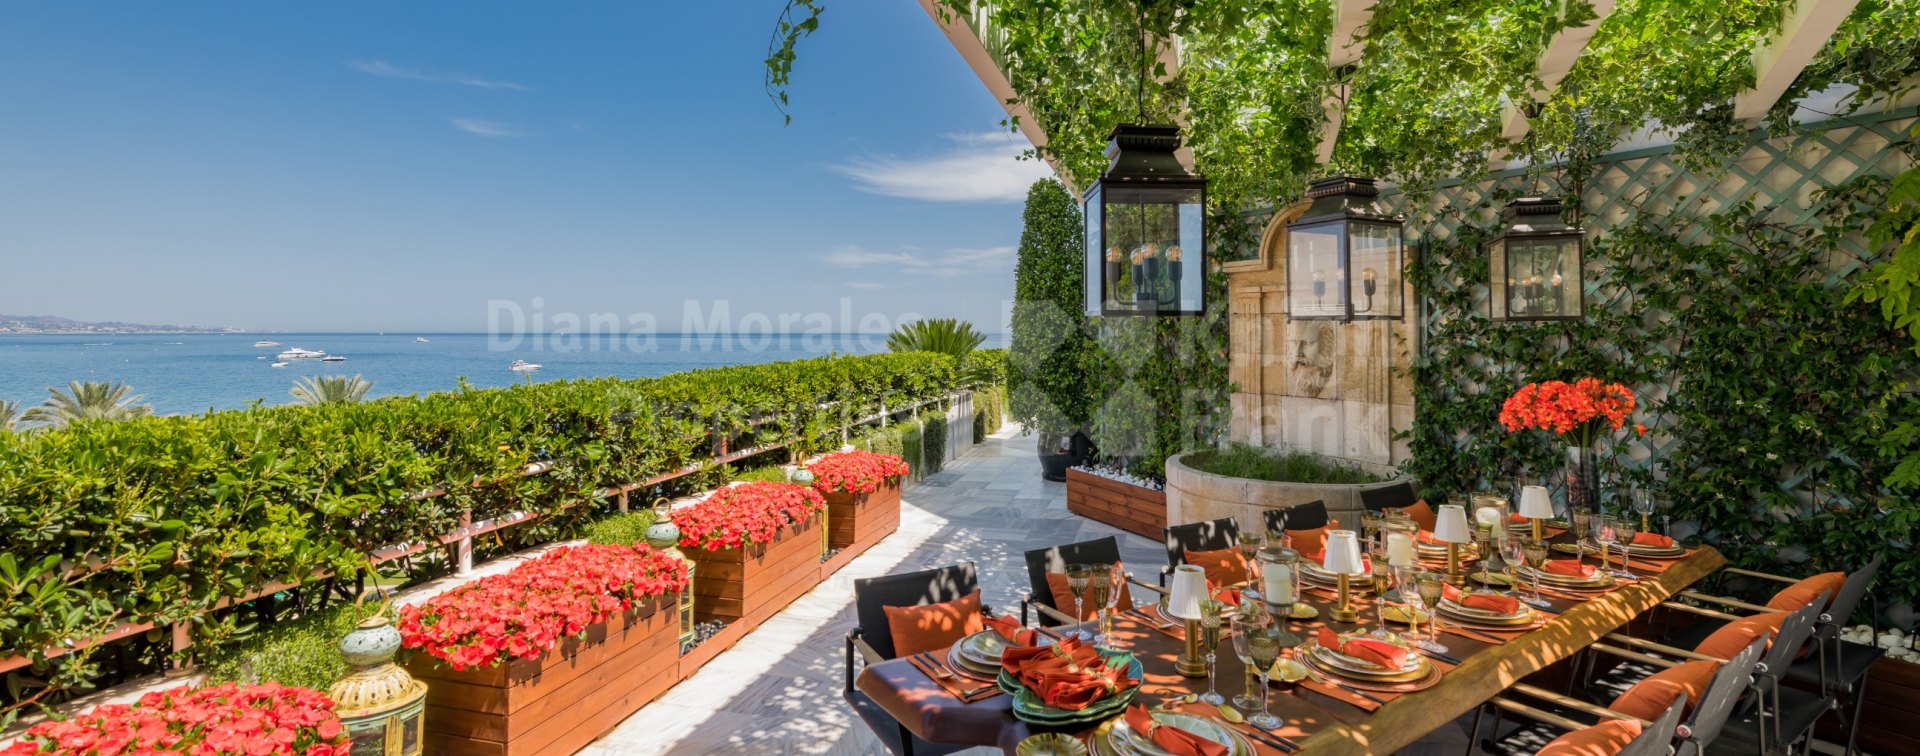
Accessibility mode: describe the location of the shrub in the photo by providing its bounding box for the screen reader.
[1183,444,1386,485]
[201,601,380,692]
[730,464,794,484]
[1010,180,1100,438]
[581,510,657,546]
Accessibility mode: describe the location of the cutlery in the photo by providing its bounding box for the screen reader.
[1125,608,1176,629]
[918,652,955,680]
[1202,706,1298,753]
[1416,649,1462,665]
[1236,723,1299,753]
[1245,721,1304,752]
[1299,665,1387,706]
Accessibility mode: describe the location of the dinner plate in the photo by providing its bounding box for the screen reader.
[1300,652,1445,692]
[959,629,1012,663]
[1311,632,1424,675]
[1436,599,1534,625]
[1304,645,1431,683]
[1516,565,1615,588]
[1103,711,1252,756]
[946,645,1001,680]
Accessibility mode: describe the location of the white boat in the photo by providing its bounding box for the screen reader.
[277,348,327,360]
[254,340,282,348]
[270,361,289,368]
[322,355,347,362]
[415,337,430,343]
[509,359,542,373]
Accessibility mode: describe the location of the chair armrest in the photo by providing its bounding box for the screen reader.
[1659,601,1746,622]
[1127,575,1167,597]
[1602,633,1725,663]
[1508,684,1653,728]
[1721,567,1798,585]
[849,630,885,665]
[1677,591,1774,614]
[1490,697,1593,735]
[1588,642,1681,670]
[1033,600,1080,626]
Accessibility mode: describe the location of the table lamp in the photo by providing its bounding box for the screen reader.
[1435,504,1472,586]
[1518,485,1554,542]
[1321,530,1365,623]
[1166,564,1210,677]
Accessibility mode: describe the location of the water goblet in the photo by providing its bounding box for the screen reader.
[1198,599,1226,705]
[1522,539,1551,605]
[1591,517,1614,573]
[1103,562,1126,647]
[1369,561,1394,637]
[1247,634,1283,730]
[1631,489,1656,534]
[1570,507,1593,550]
[1503,536,1545,608]
[1231,615,1265,710]
[1611,517,1638,578]
[1066,563,1092,640]
[1236,531,1262,585]
[1394,566,1431,644]
[1414,571,1449,654]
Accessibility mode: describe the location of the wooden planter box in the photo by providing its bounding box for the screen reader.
[410,596,680,756]
[1817,655,1920,754]
[1066,468,1167,540]
[820,480,902,577]
[684,513,824,629]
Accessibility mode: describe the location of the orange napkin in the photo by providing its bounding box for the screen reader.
[1316,627,1411,670]
[1543,559,1598,578]
[1417,530,1443,545]
[1034,658,1136,710]
[1125,704,1229,756]
[1204,580,1243,607]
[1509,512,1530,524]
[1443,584,1520,614]
[1633,533,1676,548]
[983,614,1038,646]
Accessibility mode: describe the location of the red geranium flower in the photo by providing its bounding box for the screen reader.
[1,682,351,756]
[669,481,825,551]
[807,450,910,494]
[1498,378,1639,447]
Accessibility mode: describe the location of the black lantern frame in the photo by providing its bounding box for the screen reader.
[1487,197,1585,321]
[1285,177,1405,321]
[1083,124,1207,317]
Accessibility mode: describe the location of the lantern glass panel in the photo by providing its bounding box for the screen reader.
[1348,220,1403,319]
[1085,184,1104,316]
[1092,184,1203,315]
[1287,220,1346,318]
[1495,234,1581,319]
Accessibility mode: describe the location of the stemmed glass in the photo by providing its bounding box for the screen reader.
[1246,633,1283,729]
[1570,507,1594,550]
[1611,517,1639,578]
[1369,561,1394,637]
[1088,563,1112,645]
[1360,511,1384,553]
[1504,536,1544,608]
[1237,531,1263,586]
[1414,572,1449,654]
[1103,562,1126,648]
[1198,599,1226,705]
[1631,489,1657,533]
[1231,611,1266,710]
[1066,563,1092,640]
[1520,539,1551,608]
[1592,517,1614,574]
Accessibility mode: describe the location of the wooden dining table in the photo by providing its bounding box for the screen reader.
[855,537,1726,755]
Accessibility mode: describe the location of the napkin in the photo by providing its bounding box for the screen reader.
[1443,584,1520,614]
[1543,559,1599,578]
[983,613,1038,646]
[1509,512,1530,524]
[1203,579,1242,607]
[1032,657,1137,710]
[1632,532,1677,548]
[1124,704,1229,756]
[1317,626,1412,670]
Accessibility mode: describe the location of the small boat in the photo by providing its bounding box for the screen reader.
[277,348,326,360]
[254,340,282,348]
[322,355,347,362]
[509,359,542,373]
[270,361,289,368]
[415,337,430,343]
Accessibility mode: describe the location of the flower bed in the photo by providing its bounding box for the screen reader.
[1,682,350,756]
[676,482,827,629]
[808,451,907,575]
[401,544,688,756]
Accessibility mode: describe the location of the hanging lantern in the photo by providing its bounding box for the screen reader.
[1083,124,1207,317]
[328,616,427,756]
[1285,177,1404,321]
[1488,197,1585,320]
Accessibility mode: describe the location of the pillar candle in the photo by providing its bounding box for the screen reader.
[1262,561,1294,604]
[1386,532,1415,567]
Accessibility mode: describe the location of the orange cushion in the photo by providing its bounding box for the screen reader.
[1184,548,1247,588]
[1695,612,1785,660]
[884,589,984,657]
[1286,527,1329,555]
[1538,719,1644,756]
[1045,572,1135,620]
[1399,501,1437,533]
[1766,572,1843,612]
[1609,659,1717,721]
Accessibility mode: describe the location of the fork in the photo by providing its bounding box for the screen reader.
[917,652,955,680]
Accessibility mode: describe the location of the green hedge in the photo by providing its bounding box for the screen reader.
[0,352,956,695]
[580,510,657,546]
[201,601,380,692]
[973,384,1007,442]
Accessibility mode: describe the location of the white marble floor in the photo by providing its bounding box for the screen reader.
[582,425,1166,755]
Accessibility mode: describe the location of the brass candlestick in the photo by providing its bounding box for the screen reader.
[1445,543,1467,586]
[1329,574,1360,623]
[1176,619,1209,677]
[1531,518,1544,543]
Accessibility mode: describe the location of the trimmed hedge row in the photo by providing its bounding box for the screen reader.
[0,352,956,692]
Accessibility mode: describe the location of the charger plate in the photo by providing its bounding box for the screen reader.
[1300,652,1445,692]
[1094,711,1253,756]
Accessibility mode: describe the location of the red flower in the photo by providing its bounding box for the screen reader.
[1498,378,1638,445]
[806,450,910,494]
[669,481,825,551]
[398,544,689,671]
[4,682,351,755]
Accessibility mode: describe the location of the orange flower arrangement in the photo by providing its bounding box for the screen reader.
[1498,378,1639,448]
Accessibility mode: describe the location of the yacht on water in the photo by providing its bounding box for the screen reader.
[254,340,282,348]
[276,348,327,360]
[415,337,431,343]
[509,359,542,373]
[270,361,289,368]
[322,355,347,362]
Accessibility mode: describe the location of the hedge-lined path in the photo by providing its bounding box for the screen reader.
[584,425,1162,755]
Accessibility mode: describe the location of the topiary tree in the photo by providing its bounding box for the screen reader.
[1010,179,1100,474]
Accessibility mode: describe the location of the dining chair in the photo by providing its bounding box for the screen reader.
[1020,536,1165,627]
[1357,481,1418,512]
[1260,499,1330,533]
[1160,516,1239,586]
[1493,638,1765,756]
[843,562,983,756]
[1472,693,1686,755]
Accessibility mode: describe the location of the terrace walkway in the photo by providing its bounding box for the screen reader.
[584,425,1163,755]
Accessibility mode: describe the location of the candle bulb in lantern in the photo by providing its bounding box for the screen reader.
[1262,553,1295,603]
[1387,531,1415,567]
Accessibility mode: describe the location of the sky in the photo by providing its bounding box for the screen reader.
[0,2,1055,333]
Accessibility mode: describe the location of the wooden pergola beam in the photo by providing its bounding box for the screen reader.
[1500,0,1617,142]
[1732,0,1861,121]
[1317,0,1374,164]
[917,0,1070,187]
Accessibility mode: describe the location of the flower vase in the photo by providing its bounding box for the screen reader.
[1564,445,1600,514]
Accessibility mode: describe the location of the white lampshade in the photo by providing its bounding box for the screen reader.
[1518,486,1554,519]
[1321,530,1365,575]
[1434,505,1472,544]
[1166,564,1208,620]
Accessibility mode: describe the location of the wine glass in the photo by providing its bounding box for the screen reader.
[1231,614,1264,710]
[1087,564,1112,645]
[1570,507,1593,550]
[1611,517,1638,578]
[1414,571,1449,654]
[1066,563,1091,640]
[1631,489,1656,533]
[1198,599,1226,705]
[1592,517,1613,573]
[1360,511,1383,553]
[1522,539,1550,605]
[1503,536,1540,607]
[1369,561,1394,637]
[1103,562,1126,647]
[1237,531,1262,585]
[1395,567,1430,645]
[1248,634,1283,729]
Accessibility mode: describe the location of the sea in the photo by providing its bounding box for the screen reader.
[0,332,1007,417]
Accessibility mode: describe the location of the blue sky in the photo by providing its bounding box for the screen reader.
[0,2,1052,332]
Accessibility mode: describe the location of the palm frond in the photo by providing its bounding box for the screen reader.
[290,375,375,405]
[22,381,152,428]
[0,399,18,431]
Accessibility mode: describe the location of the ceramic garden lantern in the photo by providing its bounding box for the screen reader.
[329,615,428,756]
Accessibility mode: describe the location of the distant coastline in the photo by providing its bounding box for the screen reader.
[0,314,243,335]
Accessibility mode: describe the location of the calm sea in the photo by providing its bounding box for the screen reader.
[0,332,1007,416]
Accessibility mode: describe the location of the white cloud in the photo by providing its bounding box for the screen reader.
[844,281,888,290]
[348,59,529,91]
[823,244,1014,278]
[832,132,1054,203]
[451,118,527,138]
